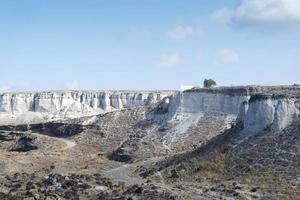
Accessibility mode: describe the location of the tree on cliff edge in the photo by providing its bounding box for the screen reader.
[203,79,216,88]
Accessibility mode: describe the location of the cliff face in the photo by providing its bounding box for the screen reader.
[151,87,300,134]
[1,87,300,134]
[0,91,173,124]
[168,91,249,115]
[243,95,300,133]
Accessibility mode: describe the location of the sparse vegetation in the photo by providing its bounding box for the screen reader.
[0,87,300,199]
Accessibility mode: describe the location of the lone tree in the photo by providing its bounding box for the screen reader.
[203,79,216,88]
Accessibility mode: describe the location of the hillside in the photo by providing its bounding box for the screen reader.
[0,86,299,199]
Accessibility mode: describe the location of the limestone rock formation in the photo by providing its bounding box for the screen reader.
[0,91,173,124]
[148,86,300,135]
[243,95,300,133]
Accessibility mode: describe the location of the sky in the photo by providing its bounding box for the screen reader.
[0,0,300,91]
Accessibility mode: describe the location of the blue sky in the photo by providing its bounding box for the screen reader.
[1,0,300,91]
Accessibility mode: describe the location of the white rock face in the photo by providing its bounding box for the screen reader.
[151,88,300,134]
[168,91,249,115]
[146,90,248,145]
[0,91,173,124]
[1,87,299,135]
[147,90,250,132]
[243,96,300,133]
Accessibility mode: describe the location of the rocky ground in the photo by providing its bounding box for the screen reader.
[0,105,299,199]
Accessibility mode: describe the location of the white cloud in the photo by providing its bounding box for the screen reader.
[217,49,240,64]
[153,53,181,68]
[212,0,300,25]
[168,26,194,40]
[211,8,232,23]
[65,80,79,90]
[0,85,10,92]
[168,25,203,40]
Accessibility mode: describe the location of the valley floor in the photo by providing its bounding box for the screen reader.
[0,107,299,200]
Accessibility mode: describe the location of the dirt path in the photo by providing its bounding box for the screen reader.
[30,132,76,150]
[103,156,165,185]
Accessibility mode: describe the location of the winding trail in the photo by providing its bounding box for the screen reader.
[103,156,165,185]
[30,132,76,150]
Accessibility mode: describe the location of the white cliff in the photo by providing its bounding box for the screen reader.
[0,91,173,125]
[1,87,299,135]
[243,95,300,133]
[148,88,251,123]
[149,87,300,134]
[146,88,251,143]
[168,91,249,114]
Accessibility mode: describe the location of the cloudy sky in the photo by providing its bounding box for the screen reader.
[1,0,300,91]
